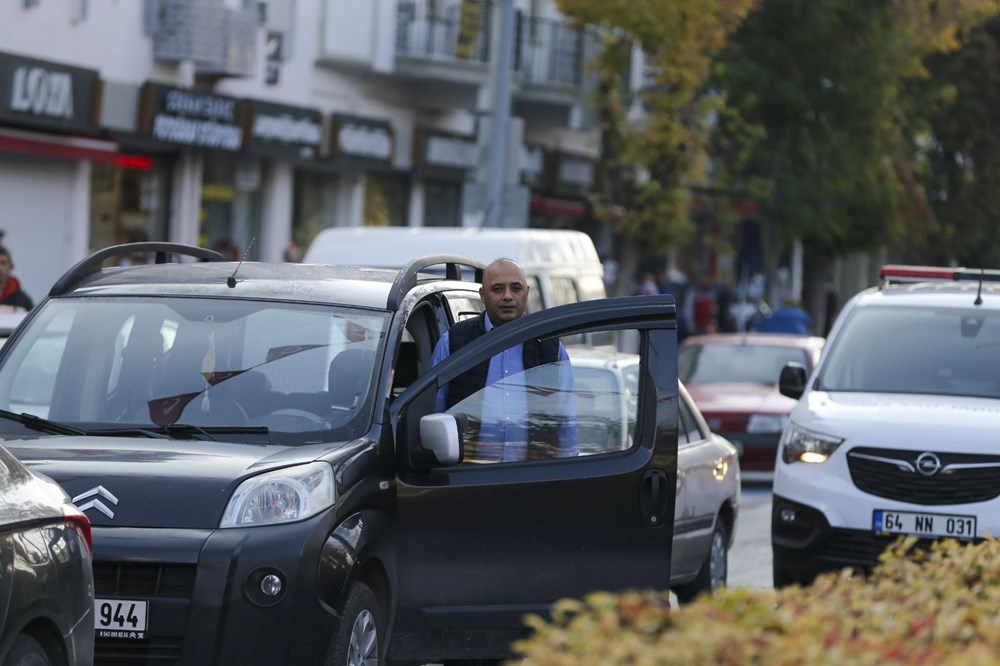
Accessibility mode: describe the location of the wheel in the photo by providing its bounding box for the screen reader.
[674,519,728,604]
[327,581,383,666]
[3,634,52,666]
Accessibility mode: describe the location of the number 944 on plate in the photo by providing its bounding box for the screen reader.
[873,509,977,539]
[95,599,148,640]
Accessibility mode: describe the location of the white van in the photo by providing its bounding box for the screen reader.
[302,227,608,313]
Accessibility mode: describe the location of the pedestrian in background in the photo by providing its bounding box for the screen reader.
[0,246,33,311]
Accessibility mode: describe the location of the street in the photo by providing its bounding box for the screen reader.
[729,483,774,589]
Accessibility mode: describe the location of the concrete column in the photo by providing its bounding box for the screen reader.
[408,179,425,227]
[260,162,294,261]
[67,160,91,263]
[336,172,366,227]
[170,150,202,248]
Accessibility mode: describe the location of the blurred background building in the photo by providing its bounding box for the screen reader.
[0,0,630,302]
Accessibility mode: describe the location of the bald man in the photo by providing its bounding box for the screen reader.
[429,258,578,462]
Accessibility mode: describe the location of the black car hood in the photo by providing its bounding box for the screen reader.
[4,436,361,529]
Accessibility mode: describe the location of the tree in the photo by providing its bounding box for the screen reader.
[917,15,1000,266]
[714,0,998,317]
[555,0,758,295]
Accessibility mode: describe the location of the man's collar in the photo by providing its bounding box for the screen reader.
[483,312,495,333]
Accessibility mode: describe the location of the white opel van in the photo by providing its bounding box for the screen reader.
[302,227,608,313]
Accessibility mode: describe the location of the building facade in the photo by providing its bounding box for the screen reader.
[0,0,608,303]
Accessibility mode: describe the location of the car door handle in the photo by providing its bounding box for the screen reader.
[640,469,669,528]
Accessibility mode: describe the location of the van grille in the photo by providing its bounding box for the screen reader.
[847,447,1000,505]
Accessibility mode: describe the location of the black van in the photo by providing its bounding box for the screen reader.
[0,243,680,665]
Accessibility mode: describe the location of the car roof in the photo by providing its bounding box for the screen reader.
[680,332,826,348]
[859,281,1000,309]
[48,244,485,310]
[303,226,603,270]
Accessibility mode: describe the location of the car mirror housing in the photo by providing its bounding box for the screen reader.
[419,413,462,466]
[779,362,808,400]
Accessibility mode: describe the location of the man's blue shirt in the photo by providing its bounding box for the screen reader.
[430,315,578,462]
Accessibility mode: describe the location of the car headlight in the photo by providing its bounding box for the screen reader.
[747,413,788,434]
[220,462,336,528]
[780,422,843,464]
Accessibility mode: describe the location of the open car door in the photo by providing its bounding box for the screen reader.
[387,295,679,662]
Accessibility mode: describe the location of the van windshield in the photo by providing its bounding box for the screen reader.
[818,305,1000,398]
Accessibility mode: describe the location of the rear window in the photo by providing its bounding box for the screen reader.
[818,304,1000,398]
[679,342,810,384]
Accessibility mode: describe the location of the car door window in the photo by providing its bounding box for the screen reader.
[445,334,643,465]
[678,394,705,445]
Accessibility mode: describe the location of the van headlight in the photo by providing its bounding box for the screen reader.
[780,423,843,464]
[220,462,336,528]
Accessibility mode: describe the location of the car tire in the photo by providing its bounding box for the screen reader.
[326,581,383,666]
[3,634,53,666]
[674,519,728,604]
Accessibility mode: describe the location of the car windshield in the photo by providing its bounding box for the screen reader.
[0,297,388,445]
[679,342,809,384]
[817,305,1000,398]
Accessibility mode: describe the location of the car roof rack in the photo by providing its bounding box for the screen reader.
[880,264,1000,287]
[50,242,225,297]
[388,255,485,309]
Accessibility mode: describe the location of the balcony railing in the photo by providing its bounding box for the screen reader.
[395,0,492,64]
[517,15,583,87]
[149,0,257,77]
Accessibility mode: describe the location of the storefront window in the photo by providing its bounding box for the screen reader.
[423,179,462,227]
[201,153,262,260]
[89,156,171,260]
[292,170,338,251]
[363,173,409,227]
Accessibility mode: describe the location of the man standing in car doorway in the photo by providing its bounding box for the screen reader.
[430,257,578,462]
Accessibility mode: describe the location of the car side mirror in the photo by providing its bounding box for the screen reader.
[779,362,808,400]
[419,413,462,466]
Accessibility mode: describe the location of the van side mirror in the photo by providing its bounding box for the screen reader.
[419,414,462,466]
[779,362,808,400]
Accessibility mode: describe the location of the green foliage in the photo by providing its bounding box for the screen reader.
[511,537,1000,665]
[555,0,758,254]
[916,16,1000,266]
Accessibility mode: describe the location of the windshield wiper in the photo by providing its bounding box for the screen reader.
[86,427,172,439]
[0,409,88,436]
[159,424,270,441]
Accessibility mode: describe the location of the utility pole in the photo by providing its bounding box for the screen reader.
[484,0,516,227]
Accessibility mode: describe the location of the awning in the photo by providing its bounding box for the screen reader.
[530,194,588,219]
[0,126,120,165]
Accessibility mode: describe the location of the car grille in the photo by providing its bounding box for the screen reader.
[847,447,1000,505]
[94,562,196,598]
[93,562,195,665]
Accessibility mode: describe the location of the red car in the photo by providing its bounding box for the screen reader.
[678,333,825,480]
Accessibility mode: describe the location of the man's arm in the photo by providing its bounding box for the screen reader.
[429,332,450,412]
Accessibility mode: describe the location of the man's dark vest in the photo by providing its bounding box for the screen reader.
[444,313,560,409]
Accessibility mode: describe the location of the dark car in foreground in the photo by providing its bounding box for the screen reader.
[0,242,682,665]
[679,332,825,480]
[0,442,94,666]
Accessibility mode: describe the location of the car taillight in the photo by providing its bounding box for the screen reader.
[64,508,92,556]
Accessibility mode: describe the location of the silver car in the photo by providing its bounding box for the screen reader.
[0,443,94,665]
[569,348,741,603]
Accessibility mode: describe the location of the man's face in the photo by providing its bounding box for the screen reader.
[480,261,529,327]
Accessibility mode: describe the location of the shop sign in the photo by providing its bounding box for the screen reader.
[556,153,595,192]
[248,99,322,159]
[138,83,246,151]
[329,114,394,164]
[414,128,478,172]
[0,51,99,133]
